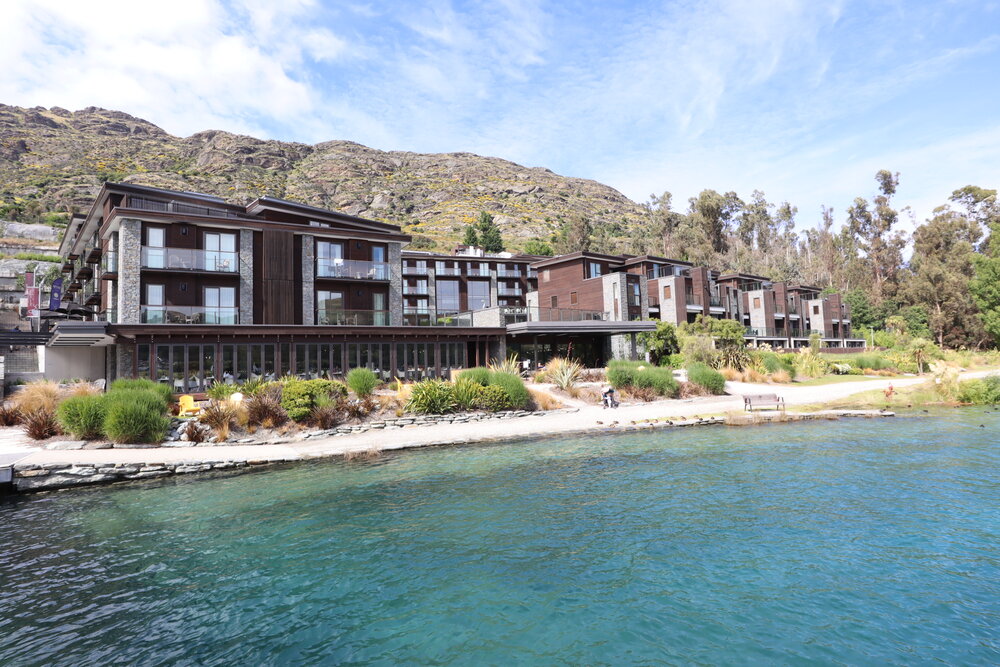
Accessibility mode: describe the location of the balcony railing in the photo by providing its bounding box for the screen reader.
[499,306,607,324]
[403,264,430,275]
[466,266,491,277]
[685,294,702,306]
[498,287,523,297]
[101,250,118,276]
[435,266,462,276]
[97,308,117,324]
[745,327,788,338]
[141,305,239,324]
[497,268,522,277]
[317,258,390,280]
[403,310,474,326]
[645,265,688,280]
[141,247,238,273]
[316,309,390,326]
[708,296,724,308]
[404,285,429,295]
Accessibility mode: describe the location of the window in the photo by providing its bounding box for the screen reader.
[371,246,386,262]
[145,227,166,268]
[629,282,641,307]
[813,305,820,315]
[146,284,164,305]
[373,292,387,325]
[317,289,345,324]
[753,297,761,308]
[146,227,165,247]
[542,269,550,282]
[204,232,236,271]
[370,246,387,279]
[550,295,558,308]
[587,262,603,279]
[436,280,460,313]
[570,291,578,305]
[663,285,672,300]
[204,286,236,324]
[468,280,491,310]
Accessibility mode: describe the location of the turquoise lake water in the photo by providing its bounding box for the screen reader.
[1,411,999,665]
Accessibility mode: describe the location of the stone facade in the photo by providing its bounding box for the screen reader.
[114,343,134,382]
[117,218,141,324]
[239,229,254,324]
[388,242,403,326]
[426,267,438,321]
[301,235,315,325]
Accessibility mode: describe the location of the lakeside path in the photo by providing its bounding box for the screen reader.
[7,369,998,474]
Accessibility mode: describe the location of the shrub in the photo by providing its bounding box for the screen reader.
[488,355,521,375]
[546,357,583,391]
[633,367,679,397]
[281,379,345,422]
[957,376,1000,404]
[489,372,530,409]
[110,378,173,408]
[199,401,240,440]
[770,369,792,383]
[452,379,483,411]
[0,403,22,426]
[793,349,828,378]
[607,362,637,389]
[345,397,376,420]
[13,381,60,414]
[458,367,491,386]
[681,334,718,367]
[625,385,658,402]
[103,395,169,444]
[56,394,107,439]
[478,384,513,411]
[406,380,456,414]
[687,363,726,394]
[311,394,345,429]
[206,381,238,400]
[664,353,686,369]
[346,368,379,397]
[22,408,60,440]
[246,393,288,428]
[239,377,271,396]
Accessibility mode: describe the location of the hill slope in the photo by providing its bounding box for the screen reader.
[0,104,650,252]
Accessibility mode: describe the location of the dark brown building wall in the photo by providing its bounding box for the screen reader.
[258,229,296,324]
[536,260,605,311]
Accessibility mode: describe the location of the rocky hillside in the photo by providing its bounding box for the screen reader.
[0,104,650,252]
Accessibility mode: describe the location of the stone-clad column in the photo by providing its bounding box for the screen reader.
[388,242,402,326]
[117,218,141,324]
[639,276,650,320]
[489,267,499,308]
[239,229,254,325]
[302,235,315,325]
[427,266,438,322]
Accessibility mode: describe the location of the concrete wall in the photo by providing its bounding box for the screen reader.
[42,346,106,383]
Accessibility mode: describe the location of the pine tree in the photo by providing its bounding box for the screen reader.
[477,211,505,252]
[462,224,479,247]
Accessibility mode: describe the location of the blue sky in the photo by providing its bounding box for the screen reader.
[2,0,999,228]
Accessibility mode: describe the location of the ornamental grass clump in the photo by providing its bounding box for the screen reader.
[686,362,726,395]
[546,357,583,391]
[199,400,240,440]
[406,380,455,414]
[488,355,521,376]
[452,378,483,411]
[13,380,60,414]
[22,408,59,440]
[488,372,530,409]
[102,390,170,444]
[457,367,491,386]
[346,368,379,397]
[109,378,173,409]
[56,394,107,440]
[792,349,828,379]
[206,381,238,401]
[246,392,288,428]
[311,393,345,429]
[606,361,638,389]
[0,403,22,426]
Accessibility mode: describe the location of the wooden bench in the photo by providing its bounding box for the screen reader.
[743,394,785,411]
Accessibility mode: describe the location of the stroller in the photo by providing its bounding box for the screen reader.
[602,388,619,409]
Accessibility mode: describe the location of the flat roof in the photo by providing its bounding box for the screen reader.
[505,320,656,336]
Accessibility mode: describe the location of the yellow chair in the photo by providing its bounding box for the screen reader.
[178,394,200,417]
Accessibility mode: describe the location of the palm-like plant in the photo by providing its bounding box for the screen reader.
[546,357,583,390]
[488,354,521,375]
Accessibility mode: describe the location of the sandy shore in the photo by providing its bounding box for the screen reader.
[4,370,997,488]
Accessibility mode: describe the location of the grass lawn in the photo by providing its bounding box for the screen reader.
[781,374,899,387]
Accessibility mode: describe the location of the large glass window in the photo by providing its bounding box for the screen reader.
[204,286,236,324]
[373,292,388,325]
[436,280,460,314]
[587,262,603,279]
[146,227,166,268]
[145,284,165,323]
[317,290,345,324]
[204,232,236,271]
[468,280,490,310]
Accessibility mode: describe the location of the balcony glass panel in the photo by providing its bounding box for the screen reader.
[317,258,390,280]
[140,246,238,272]
[316,310,390,326]
[140,305,239,324]
[499,307,606,323]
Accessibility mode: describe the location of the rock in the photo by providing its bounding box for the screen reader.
[15,469,49,477]
[65,467,98,476]
[15,473,117,491]
[45,440,87,451]
[124,470,172,480]
[175,464,212,473]
[113,443,159,449]
[237,438,255,443]
[82,442,113,450]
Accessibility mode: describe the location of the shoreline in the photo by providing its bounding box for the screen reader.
[4,369,997,495]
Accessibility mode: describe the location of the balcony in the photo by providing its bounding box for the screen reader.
[466,266,491,277]
[645,265,687,280]
[141,247,238,273]
[316,309,390,326]
[141,305,239,324]
[685,294,703,308]
[317,258,389,280]
[435,266,462,276]
[708,296,724,309]
[497,268,522,278]
[498,286,523,297]
[403,264,429,275]
[403,309,474,326]
[499,306,607,324]
[85,246,102,264]
[745,327,788,338]
[100,251,118,279]
[404,284,429,295]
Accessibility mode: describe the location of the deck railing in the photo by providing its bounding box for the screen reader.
[140,305,239,324]
[141,247,238,273]
[317,258,390,280]
[316,309,390,326]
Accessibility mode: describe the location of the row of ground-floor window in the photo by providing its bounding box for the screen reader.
[127,340,499,393]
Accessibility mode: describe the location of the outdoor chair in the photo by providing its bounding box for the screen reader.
[178,394,201,417]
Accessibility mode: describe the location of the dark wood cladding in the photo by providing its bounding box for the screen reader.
[537,261,605,311]
[260,229,296,324]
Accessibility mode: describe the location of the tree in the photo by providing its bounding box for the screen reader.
[970,216,1000,346]
[908,337,937,374]
[522,239,553,256]
[476,212,504,253]
[639,321,679,366]
[462,224,479,248]
[553,216,593,254]
[902,207,983,347]
[408,235,437,250]
[845,170,907,302]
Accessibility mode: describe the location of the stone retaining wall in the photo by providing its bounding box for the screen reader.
[11,458,293,492]
[301,409,538,439]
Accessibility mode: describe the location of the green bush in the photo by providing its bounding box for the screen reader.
[206,381,238,400]
[633,367,679,397]
[458,367,491,386]
[664,353,686,369]
[958,376,1000,404]
[607,361,637,389]
[852,353,891,371]
[56,394,107,439]
[103,391,170,443]
[346,368,379,397]
[239,377,271,396]
[281,379,346,422]
[406,380,455,414]
[488,372,530,409]
[452,379,483,411]
[110,378,173,408]
[478,384,513,411]
[687,362,726,394]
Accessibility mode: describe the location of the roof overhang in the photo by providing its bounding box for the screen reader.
[505,320,656,336]
[47,321,114,347]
